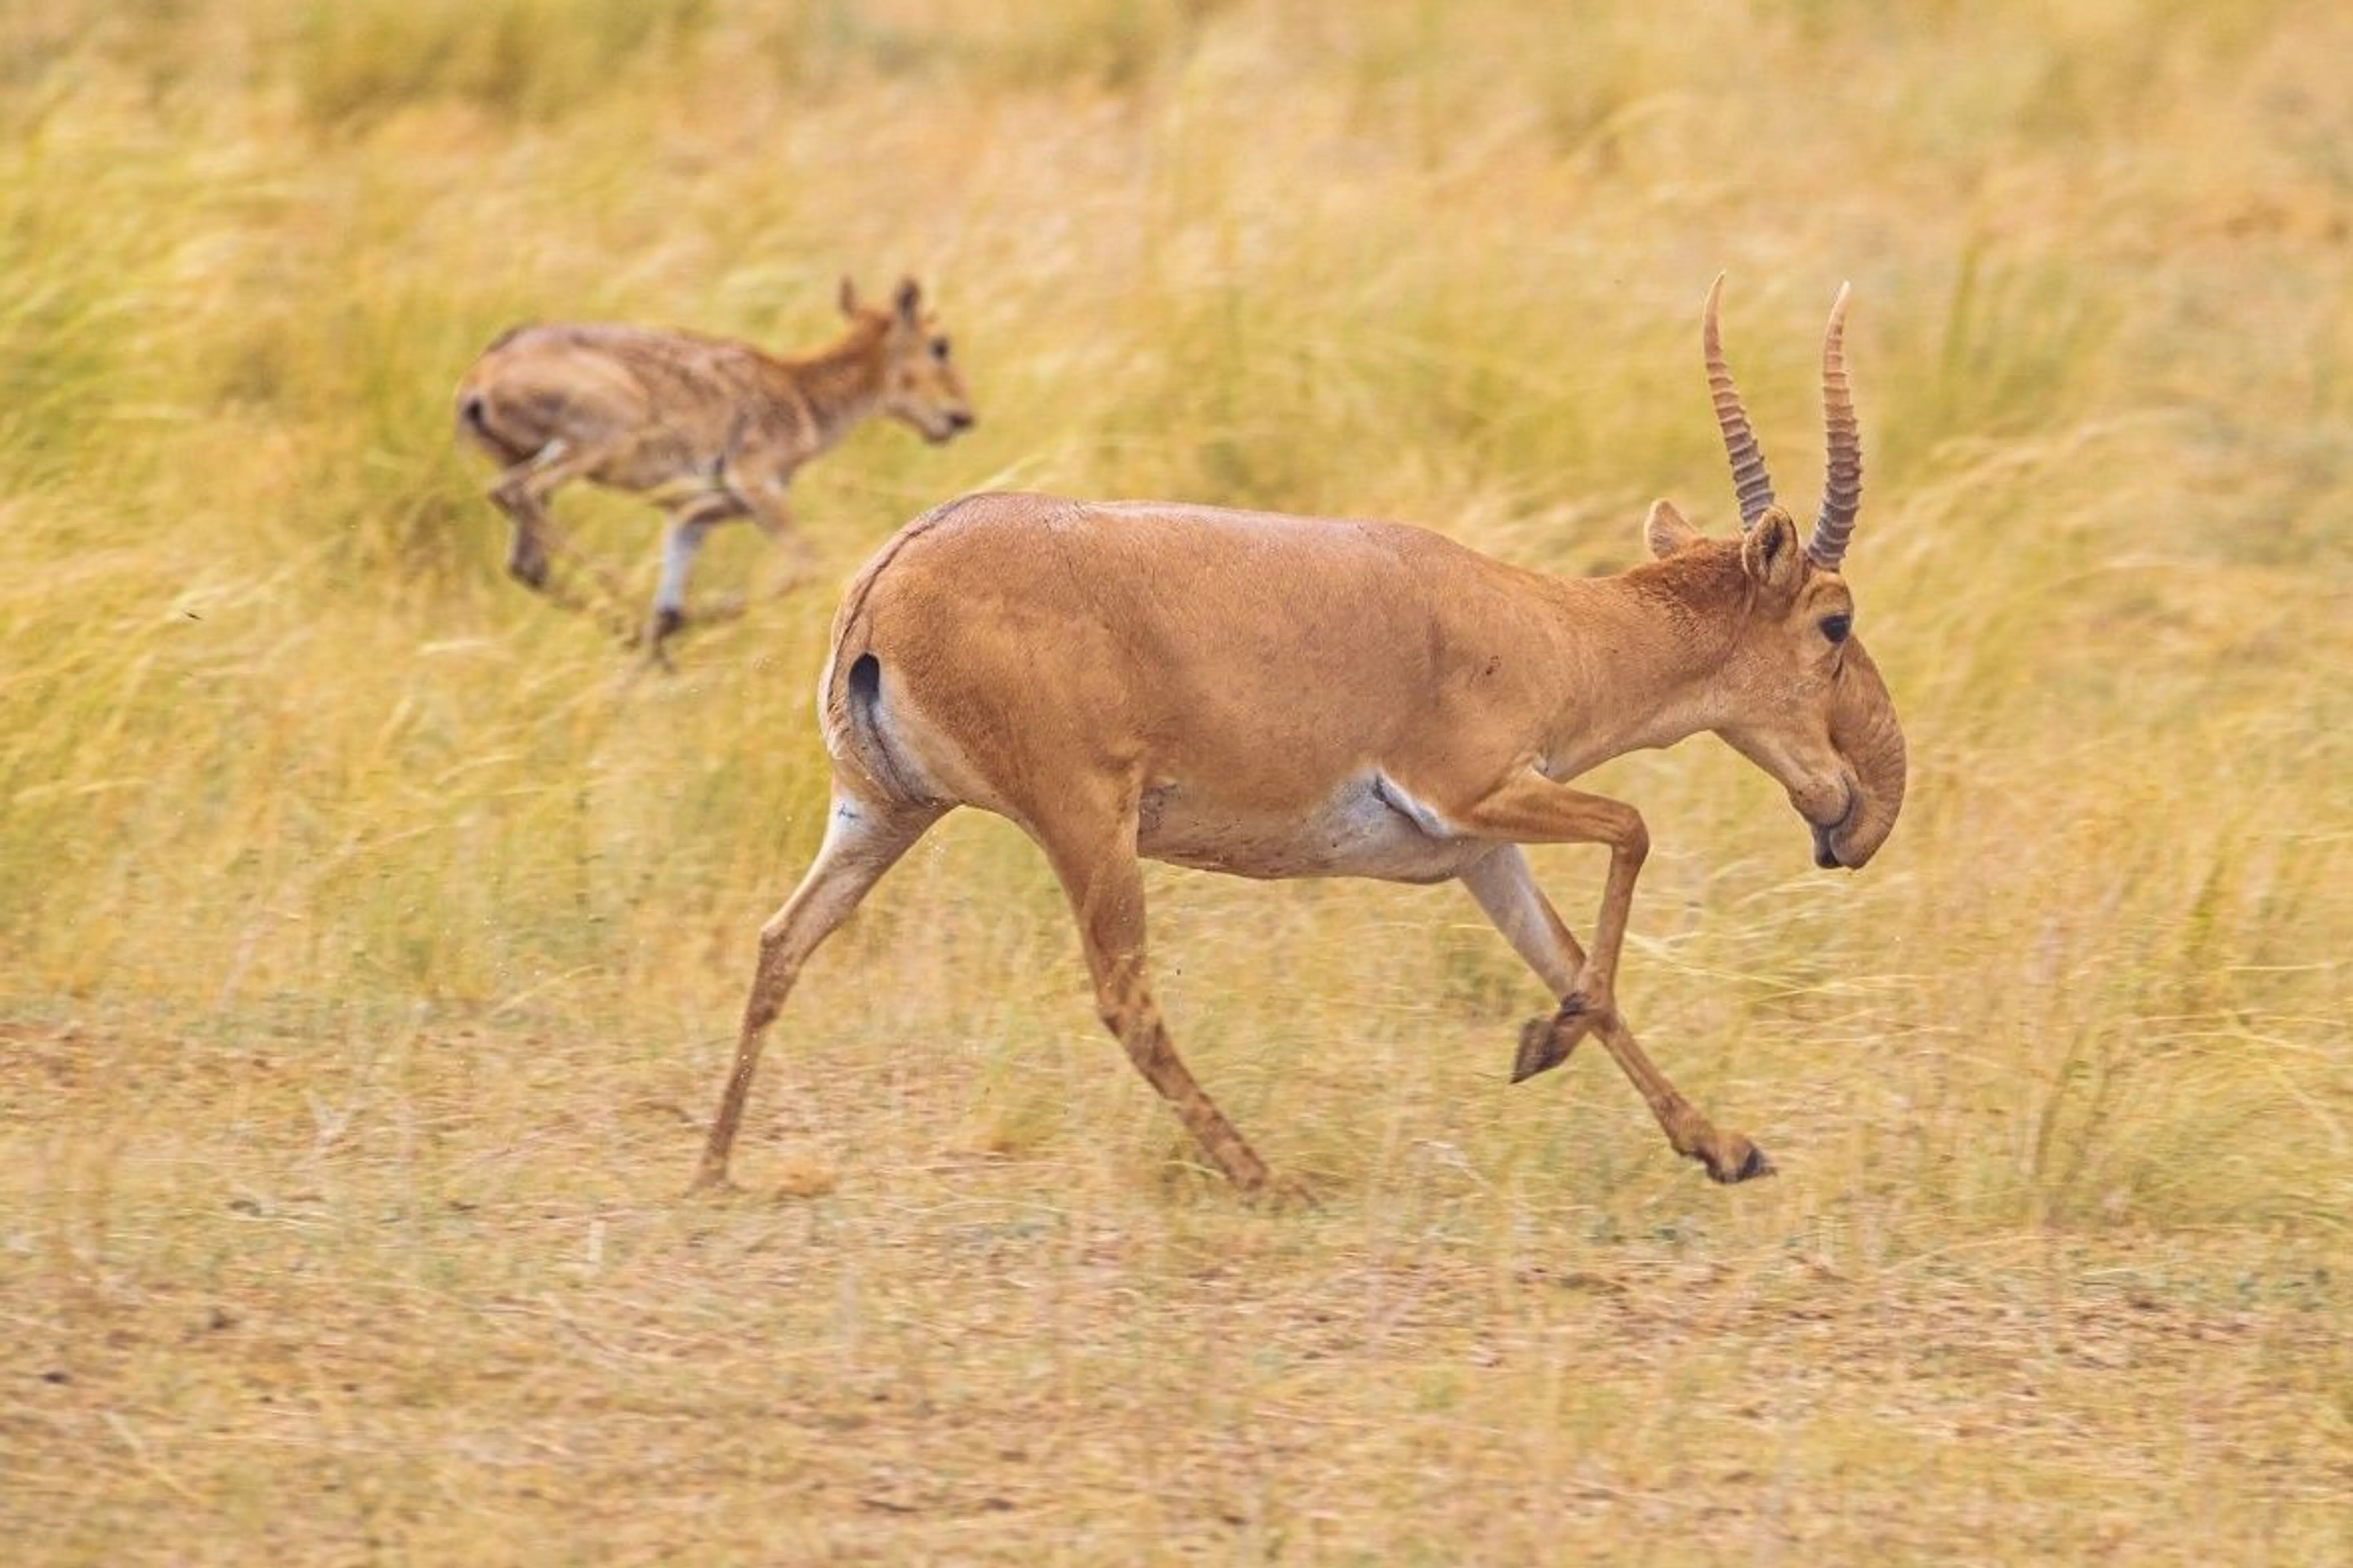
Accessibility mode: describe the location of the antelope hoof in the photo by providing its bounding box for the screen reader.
[1246,1170,1324,1213]
[1698,1135,1776,1185]
[1513,1014,1575,1082]
[1512,996,1598,1083]
[633,609,684,670]
[507,556,551,592]
[685,1159,741,1199]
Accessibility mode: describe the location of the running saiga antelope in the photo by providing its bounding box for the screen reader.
[454,277,976,654]
[697,279,1904,1196]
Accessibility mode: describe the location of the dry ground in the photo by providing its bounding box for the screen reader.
[6,1010,2346,1564]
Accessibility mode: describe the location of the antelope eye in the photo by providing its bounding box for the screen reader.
[1820,613,1852,645]
[931,335,951,361]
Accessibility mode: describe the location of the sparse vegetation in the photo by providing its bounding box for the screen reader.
[2,1,2348,1561]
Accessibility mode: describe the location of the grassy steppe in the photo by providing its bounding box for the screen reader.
[3,1,2349,1561]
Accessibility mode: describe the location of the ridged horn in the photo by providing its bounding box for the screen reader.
[1808,282,1862,572]
[1703,273,1776,529]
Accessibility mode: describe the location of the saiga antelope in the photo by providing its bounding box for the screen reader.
[697,279,1904,1196]
[454,276,976,655]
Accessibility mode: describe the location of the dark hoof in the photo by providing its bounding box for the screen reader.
[1511,1000,1588,1083]
[1513,1019,1565,1083]
[631,609,684,669]
[1703,1141,1776,1185]
[1243,1172,1324,1212]
[685,1160,740,1199]
[507,558,551,591]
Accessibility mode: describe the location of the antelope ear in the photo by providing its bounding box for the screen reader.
[1645,499,1701,559]
[1740,505,1806,595]
[839,276,861,316]
[893,276,923,324]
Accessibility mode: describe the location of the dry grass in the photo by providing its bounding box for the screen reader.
[3,0,2350,1561]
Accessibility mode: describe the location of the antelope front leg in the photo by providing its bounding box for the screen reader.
[1455,791,1773,1184]
[1456,775,1650,1021]
[1590,1012,1772,1184]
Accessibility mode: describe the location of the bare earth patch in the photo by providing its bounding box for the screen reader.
[4,1017,2346,1565]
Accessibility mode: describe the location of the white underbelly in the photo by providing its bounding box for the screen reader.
[1135,774,1484,885]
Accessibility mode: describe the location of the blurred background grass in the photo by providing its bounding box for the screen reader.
[2,2,2349,1558]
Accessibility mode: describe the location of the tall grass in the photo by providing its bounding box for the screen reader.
[2,1,2349,1559]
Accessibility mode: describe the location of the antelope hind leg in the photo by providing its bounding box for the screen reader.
[692,797,943,1194]
[1458,851,1604,1084]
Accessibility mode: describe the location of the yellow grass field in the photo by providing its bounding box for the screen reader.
[4,1,2349,1560]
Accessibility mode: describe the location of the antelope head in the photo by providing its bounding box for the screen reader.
[841,275,976,446]
[1646,278,1905,870]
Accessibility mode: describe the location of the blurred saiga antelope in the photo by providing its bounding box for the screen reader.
[454,277,975,655]
[697,279,1905,1197]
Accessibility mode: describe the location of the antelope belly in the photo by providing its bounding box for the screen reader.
[1135,774,1476,884]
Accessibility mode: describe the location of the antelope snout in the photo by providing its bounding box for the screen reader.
[1802,782,1864,871]
[1813,783,1902,871]
[922,409,976,445]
